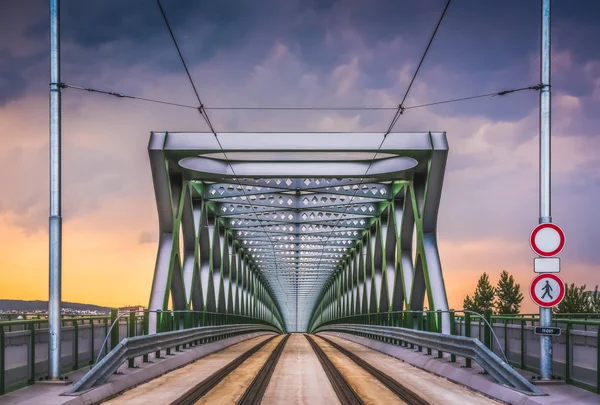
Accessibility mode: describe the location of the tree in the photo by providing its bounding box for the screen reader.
[554,283,591,314]
[463,295,475,311]
[590,285,600,313]
[464,272,496,315]
[495,270,524,314]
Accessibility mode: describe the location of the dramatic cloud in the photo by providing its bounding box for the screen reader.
[1,0,599,310]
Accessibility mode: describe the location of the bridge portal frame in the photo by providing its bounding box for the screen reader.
[147,132,449,333]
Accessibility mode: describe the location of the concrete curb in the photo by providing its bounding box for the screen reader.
[61,331,276,405]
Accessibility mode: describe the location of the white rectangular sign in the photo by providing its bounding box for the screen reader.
[534,257,560,273]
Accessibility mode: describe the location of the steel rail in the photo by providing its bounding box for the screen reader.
[317,335,430,405]
[170,335,279,405]
[304,334,364,405]
[237,334,291,404]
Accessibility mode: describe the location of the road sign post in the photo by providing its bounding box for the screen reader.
[48,0,63,381]
[529,221,566,381]
[537,0,553,382]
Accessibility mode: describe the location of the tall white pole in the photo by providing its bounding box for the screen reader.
[539,0,553,380]
[49,0,63,380]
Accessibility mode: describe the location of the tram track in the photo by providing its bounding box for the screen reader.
[104,332,500,405]
[170,332,430,405]
[305,334,365,405]
[307,333,431,405]
[170,334,290,405]
[170,335,279,405]
[317,334,431,405]
[237,333,290,405]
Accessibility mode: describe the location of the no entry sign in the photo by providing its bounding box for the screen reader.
[530,273,565,307]
[530,223,565,257]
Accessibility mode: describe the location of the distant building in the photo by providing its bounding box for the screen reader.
[118,305,146,315]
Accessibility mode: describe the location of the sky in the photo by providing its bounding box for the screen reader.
[1,0,599,313]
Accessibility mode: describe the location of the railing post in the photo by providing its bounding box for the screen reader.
[426,312,432,355]
[465,312,471,368]
[28,323,36,384]
[565,322,571,382]
[129,312,136,338]
[103,318,108,357]
[175,312,182,351]
[89,320,95,366]
[484,310,492,351]
[143,311,150,362]
[110,309,118,351]
[416,312,423,352]
[166,312,172,355]
[128,312,136,368]
[184,311,192,346]
[72,320,79,371]
[155,310,162,359]
[449,311,456,363]
[596,326,599,394]
[0,326,5,395]
[436,310,443,358]
[520,319,525,370]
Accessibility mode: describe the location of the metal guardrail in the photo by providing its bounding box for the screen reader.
[0,316,113,395]
[67,323,280,394]
[314,323,542,395]
[0,310,282,396]
[310,310,600,394]
[456,314,600,393]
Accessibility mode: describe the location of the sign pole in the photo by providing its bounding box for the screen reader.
[49,0,63,380]
[539,0,553,381]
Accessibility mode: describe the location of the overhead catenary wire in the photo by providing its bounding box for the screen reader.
[59,82,543,112]
[58,0,543,326]
[156,0,289,306]
[386,0,452,135]
[307,0,454,299]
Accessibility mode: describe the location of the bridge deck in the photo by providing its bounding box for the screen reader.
[321,334,500,404]
[261,334,339,405]
[1,334,598,405]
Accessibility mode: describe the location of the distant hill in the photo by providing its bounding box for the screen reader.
[0,299,111,313]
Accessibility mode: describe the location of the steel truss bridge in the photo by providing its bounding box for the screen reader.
[148,131,450,333]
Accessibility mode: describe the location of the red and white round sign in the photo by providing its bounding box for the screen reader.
[530,223,565,257]
[530,273,565,307]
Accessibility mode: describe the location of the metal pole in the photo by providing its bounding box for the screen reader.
[49,0,63,380]
[539,0,553,381]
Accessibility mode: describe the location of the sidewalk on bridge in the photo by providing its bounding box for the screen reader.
[320,331,599,405]
[0,368,88,405]
[512,368,599,405]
